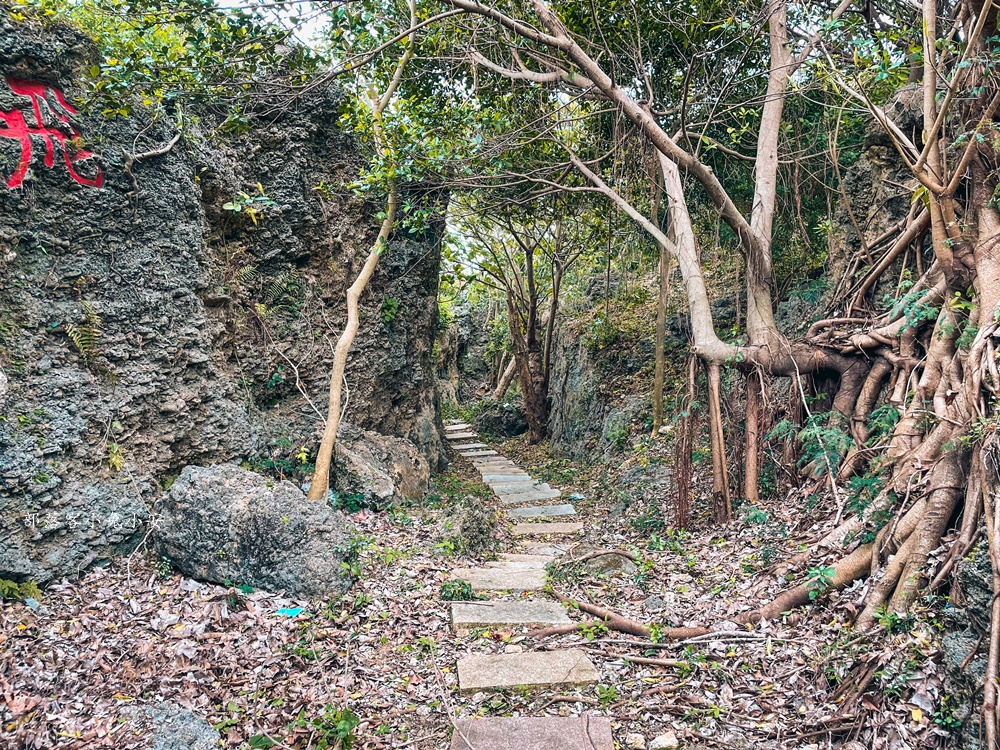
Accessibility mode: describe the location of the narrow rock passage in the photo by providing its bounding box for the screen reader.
[442,423,613,750]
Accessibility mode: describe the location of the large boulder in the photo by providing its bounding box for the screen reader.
[120,703,218,750]
[153,464,354,598]
[474,398,528,438]
[331,424,430,508]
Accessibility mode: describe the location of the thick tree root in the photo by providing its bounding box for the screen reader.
[744,543,873,623]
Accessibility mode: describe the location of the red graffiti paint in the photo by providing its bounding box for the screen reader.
[0,76,103,188]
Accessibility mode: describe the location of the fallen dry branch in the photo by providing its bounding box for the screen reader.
[623,655,685,669]
[549,591,711,639]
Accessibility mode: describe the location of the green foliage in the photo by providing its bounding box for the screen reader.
[439,579,479,601]
[334,534,374,579]
[222,186,278,226]
[289,705,360,750]
[768,412,853,477]
[596,684,618,708]
[583,314,620,352]
[381,295,400,323]
[805,566,836,600]
[107,441,125,472]
[845,472,887,517]
[873,605,915,634]
[152,556,172,578]
[866,405,900,445]
[957,325,979,350]
[0,578,42,601]
[12,0,320,120]
[579,622,610,641]
[483,316,511,364]
[66,301,101,363]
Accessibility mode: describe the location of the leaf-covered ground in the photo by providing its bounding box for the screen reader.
[1,437,960,749]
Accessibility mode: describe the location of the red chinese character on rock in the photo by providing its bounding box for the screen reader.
[0,76,103,189]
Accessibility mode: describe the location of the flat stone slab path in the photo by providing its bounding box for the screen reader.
[457,649,600,693]
[450,716,614,750]
[441,422,609,742]
[513,522,584,536]
[500,492,563,507]
[451,565,547,591]
[508,503,577,519]
[450,600,570,635]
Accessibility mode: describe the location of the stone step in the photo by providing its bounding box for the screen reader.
[523,542,571,557]
[508,504,577,519]
[451,565,547,591]
[457,649,600,693]
[445,423,472,431]
[493,486,555,498]
[499,553,555,563]
[484,560,547,570]
[446,432,477,440]
[459,450,499,457]
[479,468,530,477]
[485,474,538,483]
[450,600,570,635]
[513,522,584,536]
[450,716,614,750]
[483,476,537,486]
[499,489,562,505]
[451,443,488,450]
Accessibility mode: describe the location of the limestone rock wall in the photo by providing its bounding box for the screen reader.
[0,14,443,584]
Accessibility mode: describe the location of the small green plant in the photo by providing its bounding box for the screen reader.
[381,295,400,323]
[288,704,360,749]
[933,695,964,730]
[433,538,458,557]
[329,492,368,513]
[768,412,853,476]
[596,684,619,708]
[107,441,125,472]
[805,566,837,600]
[873,605,915,634]
[440,579,480,601]
[743,506,768,524]
[66,301,101,362]
[0,578,42,601]
[222,184,277,226]
[152,557,172,578]
[579,622,609,641]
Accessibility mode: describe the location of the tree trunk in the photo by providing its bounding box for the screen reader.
[493,356,518,401]
[707,362,732,523]
[308,191,397,500]
[652,239,669,435]
[674,355,698,528]
[744,371,762,504]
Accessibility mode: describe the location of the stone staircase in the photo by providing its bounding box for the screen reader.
[443,422,613,750]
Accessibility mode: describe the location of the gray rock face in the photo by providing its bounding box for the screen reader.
[0,17,441,583]
[331,424,430,508]
[942,538,992,749]
[474,398,528,437]
[547,319,650,459]
[153,464,354,598]
[120,703,218,750]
